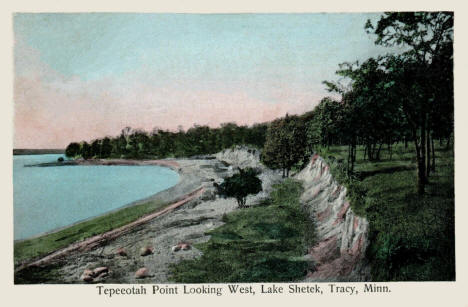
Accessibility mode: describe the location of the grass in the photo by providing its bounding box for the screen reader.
[14,198,168,265]
[169,179,316,283]
[315,142,454,281]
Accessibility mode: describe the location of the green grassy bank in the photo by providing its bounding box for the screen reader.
[170,179,316,283]
[14,198,167,265]
[316,142,455,281]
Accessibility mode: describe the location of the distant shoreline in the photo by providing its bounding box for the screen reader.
[24,158,182,170]
[13,149,65,155]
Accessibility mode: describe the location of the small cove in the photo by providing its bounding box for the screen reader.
[13,154,180,240]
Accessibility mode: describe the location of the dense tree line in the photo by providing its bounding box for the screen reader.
[65,122,267,160]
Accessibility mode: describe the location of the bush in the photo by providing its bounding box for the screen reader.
[217,168,262,207]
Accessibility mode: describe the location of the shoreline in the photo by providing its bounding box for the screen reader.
[15,186,205,273]
[15,158,185,243]
[14,158,211,266]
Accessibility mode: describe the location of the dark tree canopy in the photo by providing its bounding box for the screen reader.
[217,168,263,208]
[262,114,307,177]
[64,122,268,161]
[65,142,80,158]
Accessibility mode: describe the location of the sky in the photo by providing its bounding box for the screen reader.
[14,13,396,149]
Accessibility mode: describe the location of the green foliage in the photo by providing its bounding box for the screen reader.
[65,122,268,160]
[262,114,308,177]
[80,142,92,160]
[170,180,314,283]
[217,168,262,207]
[65,142,80,158]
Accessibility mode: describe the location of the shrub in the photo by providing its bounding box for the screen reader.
[217,168,262,208]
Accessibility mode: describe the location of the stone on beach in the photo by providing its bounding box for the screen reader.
[93,267,109,276]
[140,246,154,256]
[81,269,95,282]
[115,247,127,256]
[171,242,191,252]
[135,267,150,279]
[81,267,109,282]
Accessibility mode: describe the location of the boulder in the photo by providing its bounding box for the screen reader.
[81,275,94,283]
[171,245,181,252]
[135,267,150,279]
[116,247,127,256]
[81,269,95,282]
[93,267,109,277]
[180,243,191,251]
[140,246,154,256]
[172,242,191,252]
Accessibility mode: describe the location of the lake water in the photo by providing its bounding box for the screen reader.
[13,154,180,240]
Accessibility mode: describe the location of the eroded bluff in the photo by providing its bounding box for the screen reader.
[296,154,371,281]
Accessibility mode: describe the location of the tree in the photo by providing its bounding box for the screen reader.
[81,142,92,160]
[101,137,112,158]
[323,57,407,172]
[65,142,80,158]
[90,139,101,158]
[366,12,453,194]
[216,168,262,208]
[262,114,307,177]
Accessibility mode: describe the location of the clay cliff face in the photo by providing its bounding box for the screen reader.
[296,154,371,282]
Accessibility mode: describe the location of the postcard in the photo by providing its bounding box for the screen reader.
[3,1,467,306]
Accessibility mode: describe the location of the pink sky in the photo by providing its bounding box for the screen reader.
[15,13,389,149]
[14,41,321,149]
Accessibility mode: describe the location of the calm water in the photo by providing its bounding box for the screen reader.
[13,154,179,240]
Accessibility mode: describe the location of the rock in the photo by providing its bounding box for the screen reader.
[135,267,150,279]
[93,267,109,277]
[116,247,127,256]
[140,246,154,256]
[172,242,191,252]
[81,269,96,282]
[171,245,181,252]
[82,269,95,277]
[180,243,191,251]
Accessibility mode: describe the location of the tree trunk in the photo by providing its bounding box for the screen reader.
[388,142,393,160]
[426,128,431,179]
[376,143,383,161]
[412,126,426,195]
[420,116,428,184]
[350,142,356,174]
[431,133,436,172]
[347,144,351,173]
